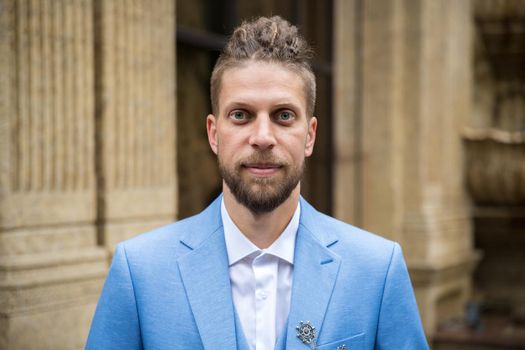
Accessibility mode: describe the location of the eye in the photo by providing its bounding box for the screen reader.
[229,110,248,122]
[276,110,295,123]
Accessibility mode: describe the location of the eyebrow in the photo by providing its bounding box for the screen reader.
[222,101,303,113]
[222,101,253,111]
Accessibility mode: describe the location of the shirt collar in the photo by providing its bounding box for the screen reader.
[221,199,300,266]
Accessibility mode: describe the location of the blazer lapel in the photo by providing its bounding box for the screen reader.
[177,198,237,350]
[285,200,342,349]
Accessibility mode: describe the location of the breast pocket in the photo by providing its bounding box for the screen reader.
[316,332,365,350]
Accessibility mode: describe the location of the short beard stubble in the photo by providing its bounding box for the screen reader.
[219,151,305,215]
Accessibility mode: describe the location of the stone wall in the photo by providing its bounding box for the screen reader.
[0,1,177,349]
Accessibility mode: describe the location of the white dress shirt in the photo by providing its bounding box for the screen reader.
[221,199,300,350]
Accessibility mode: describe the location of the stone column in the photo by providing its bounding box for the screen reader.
[399,0,479,334]
[95,0,177,251]
[0,1,107,349]
[334,0,360,225]
[334,0,478,336]
[360,0,406,242]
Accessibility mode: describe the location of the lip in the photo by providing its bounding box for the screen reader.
[242,163,282,176]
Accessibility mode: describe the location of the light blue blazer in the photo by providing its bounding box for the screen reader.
[86,195,429,349]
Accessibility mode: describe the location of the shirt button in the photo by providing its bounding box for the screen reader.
[257,290,268,300]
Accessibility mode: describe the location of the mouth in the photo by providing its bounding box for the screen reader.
[242,163,283,176]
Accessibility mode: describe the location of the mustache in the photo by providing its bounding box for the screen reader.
[238,151,287,167]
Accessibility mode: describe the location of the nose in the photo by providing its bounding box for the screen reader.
[249,115,276,150]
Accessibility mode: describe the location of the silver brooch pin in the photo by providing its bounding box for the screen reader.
[296,321,317,349]
[337,345,346,350]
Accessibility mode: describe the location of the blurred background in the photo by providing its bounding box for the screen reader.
[0,0,524,349]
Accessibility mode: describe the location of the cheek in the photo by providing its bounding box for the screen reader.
[216,132,242,157]
[220,128,252,149]
[281,135,309,157]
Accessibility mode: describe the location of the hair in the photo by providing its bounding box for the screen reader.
[210,16,316,117]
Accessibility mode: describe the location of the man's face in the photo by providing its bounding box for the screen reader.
[207,61,317,214]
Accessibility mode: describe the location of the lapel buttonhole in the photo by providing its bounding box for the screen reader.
[320,258,333,265]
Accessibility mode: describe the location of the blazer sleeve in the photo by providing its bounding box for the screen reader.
[85,243,143,350]
[375,243,429,349]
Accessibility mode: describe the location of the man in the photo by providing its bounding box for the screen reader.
[87,16,429,350]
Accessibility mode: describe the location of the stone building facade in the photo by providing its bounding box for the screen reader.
[1,0,522,349]
[0,1,176,348]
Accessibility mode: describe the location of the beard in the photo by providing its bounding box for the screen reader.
[218,150,305,215]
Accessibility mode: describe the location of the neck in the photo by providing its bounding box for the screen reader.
[223,183,300,249]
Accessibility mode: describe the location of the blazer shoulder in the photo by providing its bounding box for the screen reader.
[335,216,395,251]
[302,199,394,245]
[120,197,223,260]
[302,203,398,265]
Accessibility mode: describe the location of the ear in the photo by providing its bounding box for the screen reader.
[207,114,219,155]
[305,116,317,157]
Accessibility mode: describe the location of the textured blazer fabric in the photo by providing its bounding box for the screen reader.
[86,195,429,349]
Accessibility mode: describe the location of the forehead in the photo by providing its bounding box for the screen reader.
[218,61,307,112]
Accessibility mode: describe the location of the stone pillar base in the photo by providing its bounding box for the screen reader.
[410,252,481,335]
[0,248,107,350]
